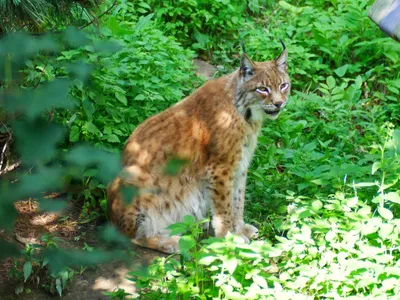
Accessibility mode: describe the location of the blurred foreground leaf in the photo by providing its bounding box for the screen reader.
[43,248,128,274]
[13,121,65,165]
[0,240,20,260]
[97,225,131,248]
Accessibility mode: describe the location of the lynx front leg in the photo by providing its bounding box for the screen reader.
[233,170,258,242]
[206,166,235,238]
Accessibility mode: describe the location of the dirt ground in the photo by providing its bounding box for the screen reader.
[0,197,165,299]
[0,60,216,299]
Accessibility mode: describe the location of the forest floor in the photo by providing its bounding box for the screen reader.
[0,59,216,299]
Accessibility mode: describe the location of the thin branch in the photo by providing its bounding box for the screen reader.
[79,0,118,30]
[0,138,9,171]
[0,159,21,176]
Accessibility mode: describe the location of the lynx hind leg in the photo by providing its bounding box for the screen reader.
[133,235,181,254]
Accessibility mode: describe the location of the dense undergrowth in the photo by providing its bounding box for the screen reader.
[1,0,400,298]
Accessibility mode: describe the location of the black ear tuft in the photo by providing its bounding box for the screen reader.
[240,41,246,54]
[275,39,288,71]
[279,39,286,51]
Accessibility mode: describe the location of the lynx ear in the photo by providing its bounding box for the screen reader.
[275,39,288,71]
[240,42,255,79]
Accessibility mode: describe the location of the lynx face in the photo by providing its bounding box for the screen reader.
[236,47,290,121]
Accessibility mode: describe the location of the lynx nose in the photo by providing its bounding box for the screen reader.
[273,101,284,108]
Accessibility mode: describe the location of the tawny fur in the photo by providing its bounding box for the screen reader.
[107,47,290,253]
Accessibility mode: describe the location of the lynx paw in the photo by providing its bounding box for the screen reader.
[159,236,181,254]
[133,235,181,254]
[237,224,258,243]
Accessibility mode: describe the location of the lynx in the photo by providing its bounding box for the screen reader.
[107,42,290,253]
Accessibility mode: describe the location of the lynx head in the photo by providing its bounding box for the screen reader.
[235,40,290,121]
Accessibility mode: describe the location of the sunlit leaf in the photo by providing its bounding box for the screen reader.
[179,235,196,253]
[222,255,237,275]
[384,192,400,204]
[378,207,393,220]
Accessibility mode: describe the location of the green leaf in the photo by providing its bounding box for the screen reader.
[179,235,196,253]
[120,186,139,205]
[372,162,381,174]
[97,225,131,247]
[69,125,80,142]
[56,278,62,296]
[115,92,127,105]
[193,30,210,46]
[167,223,188,236]
[384,192,400,204]
[163,157,188,176]
[4,79,74,120]
[378,207,393,220]
[222,255,237,275]
[0,240,20,260]
[43,248,128,275]
[198,256,217,266]
[326,76,336,89]
[84,122,99,134]
[311,200,323,211]
[14,121,65,164]
[334,64,348,77]
[23,261,32,282]
[183,215,195,225]
[65,145,121,183]
[105,134,120,143]
[83,99,95,119]
[38,198,67,212]
[15,283,24,295]
[352,182,376,187]
[379,223,394,239]
[325,230,336,242]
[134,94,146,101]
[135,14,154,32]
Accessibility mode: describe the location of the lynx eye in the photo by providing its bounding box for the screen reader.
[256,87,270,95]
[280,83,289,91]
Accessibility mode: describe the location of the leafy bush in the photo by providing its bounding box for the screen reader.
[131,186,400,298]
[35,11,203,149]
[131,0,266,56]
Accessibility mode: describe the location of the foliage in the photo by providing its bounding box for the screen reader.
[103,288,132,299]
[9,235,77,296]
[0,0,103,34]
[29,8,202,150]
[0,31,130,295]
[131,0,269,56]
[131,185,400,299]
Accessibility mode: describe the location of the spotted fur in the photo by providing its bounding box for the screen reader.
[107,44,291,253]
